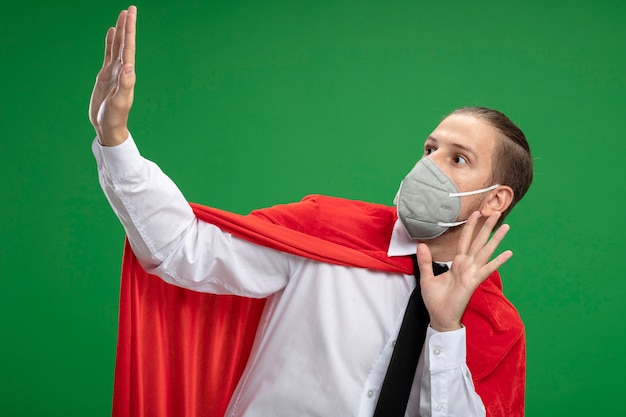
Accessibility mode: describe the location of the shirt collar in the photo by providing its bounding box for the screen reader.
[387,218,418,257]
[387,219,452,267]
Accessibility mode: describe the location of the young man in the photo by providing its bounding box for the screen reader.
[91,6,532,417]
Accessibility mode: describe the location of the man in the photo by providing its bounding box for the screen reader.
[91,6,531,417]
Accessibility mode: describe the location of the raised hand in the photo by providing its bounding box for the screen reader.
[417,211,513,332]
[89,6,137,146]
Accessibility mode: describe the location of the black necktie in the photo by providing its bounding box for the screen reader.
[373,255,449,417]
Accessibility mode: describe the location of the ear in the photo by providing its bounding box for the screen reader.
[480,185,514,216]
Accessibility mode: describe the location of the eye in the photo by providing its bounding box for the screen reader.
[424,145,436,156]
[453,155,468,165]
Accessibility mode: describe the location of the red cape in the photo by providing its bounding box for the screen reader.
[112,195,525,417]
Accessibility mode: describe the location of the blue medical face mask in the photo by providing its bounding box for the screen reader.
[396,157,499,240]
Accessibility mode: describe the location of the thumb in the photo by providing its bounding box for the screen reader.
[416,243,434,280]
[117,64,136,96]
[108,64,135,116]
[98,64,135,146]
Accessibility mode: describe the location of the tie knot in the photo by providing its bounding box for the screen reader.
[432,262,449,276]
[409,254,449,278]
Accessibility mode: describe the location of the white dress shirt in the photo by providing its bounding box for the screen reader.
[93,134,486,417]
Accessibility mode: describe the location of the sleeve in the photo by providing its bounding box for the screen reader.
[472,331,526,417]
[418,326,486,417]
[92,134,291,297]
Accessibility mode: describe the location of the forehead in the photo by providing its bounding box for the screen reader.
[427,114,500,156]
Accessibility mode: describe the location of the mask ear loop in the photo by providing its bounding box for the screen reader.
[437,219,467,227]
[448,184,500,198]
[438,184,500,227]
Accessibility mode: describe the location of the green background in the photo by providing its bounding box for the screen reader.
[1,0,624,415]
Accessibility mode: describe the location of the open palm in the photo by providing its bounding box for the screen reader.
[417,211,513,332]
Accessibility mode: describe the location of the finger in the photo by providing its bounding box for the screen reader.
[480,249,513,278]
[468,211,502,256]
[416,243,434,280]
[475,223,510,266]
[122,6,137,66]
[111,10,127,62]
[457,211,481,255]
[103,27,115,66]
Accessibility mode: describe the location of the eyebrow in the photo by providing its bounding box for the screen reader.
[426,135,478,159]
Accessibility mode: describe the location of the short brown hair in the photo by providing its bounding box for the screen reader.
[450,106,533,223]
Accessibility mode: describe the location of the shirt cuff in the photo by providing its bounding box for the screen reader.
[424,325,467,371]
[92,133,143,181]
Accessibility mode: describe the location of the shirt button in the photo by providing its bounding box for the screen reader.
[433,347,442,356]
[435,404,444,412]
[367,389,374,398]
[392,340,397,347]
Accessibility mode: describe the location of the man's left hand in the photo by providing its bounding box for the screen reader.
[417,211,513,332]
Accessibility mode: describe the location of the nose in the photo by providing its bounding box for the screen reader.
[424,152,452,179]
[425,151,444,168]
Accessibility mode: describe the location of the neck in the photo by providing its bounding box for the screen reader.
[420,226,464,262]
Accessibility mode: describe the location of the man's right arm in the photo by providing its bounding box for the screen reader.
[89,7,289,297]
[93,133,194,272]
[93,133,290,297]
